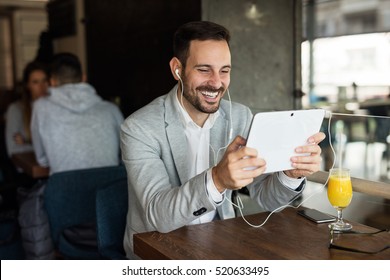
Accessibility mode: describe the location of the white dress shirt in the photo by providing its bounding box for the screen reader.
[174,92,304,225]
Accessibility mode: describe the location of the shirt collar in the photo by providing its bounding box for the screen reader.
[174,88,220,129]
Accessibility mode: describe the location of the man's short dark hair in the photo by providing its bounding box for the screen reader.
[51,52,82,85]
[173,21,231,68]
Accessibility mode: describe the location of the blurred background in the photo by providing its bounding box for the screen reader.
[0,0,389,261]
[0,0,389,181]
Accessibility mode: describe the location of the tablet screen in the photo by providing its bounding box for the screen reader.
[245,109,325,173]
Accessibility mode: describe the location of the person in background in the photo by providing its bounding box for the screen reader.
[120,21,325,258]
[26,52,124,258]
[5,61,49,157]
[3,61,50,259]
[31,52,124,174]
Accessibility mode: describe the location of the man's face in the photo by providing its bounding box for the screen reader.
[180,39,231,115]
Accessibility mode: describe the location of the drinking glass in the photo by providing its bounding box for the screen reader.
[327,168,353,231]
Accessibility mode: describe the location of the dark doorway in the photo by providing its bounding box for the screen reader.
[84,0,201,118]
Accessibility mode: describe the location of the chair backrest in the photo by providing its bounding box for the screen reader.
[44,165,127,259]
[96,177,128,259]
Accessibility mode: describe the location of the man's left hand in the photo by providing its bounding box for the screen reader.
[284,132,326,178]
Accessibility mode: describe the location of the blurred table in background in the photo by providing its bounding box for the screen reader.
[11,152,49,178]
[358,98,390,110]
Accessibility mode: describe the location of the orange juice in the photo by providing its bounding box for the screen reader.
[327,174,352,208]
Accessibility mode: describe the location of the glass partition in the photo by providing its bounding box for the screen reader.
[320,112,390,184]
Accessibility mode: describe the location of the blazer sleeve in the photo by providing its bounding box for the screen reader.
[247,173,304,211]
[120,117,216,233]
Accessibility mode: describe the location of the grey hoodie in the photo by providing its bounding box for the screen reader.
[31,83,124,174]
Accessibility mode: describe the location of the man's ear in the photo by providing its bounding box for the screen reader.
[169,57,181,81]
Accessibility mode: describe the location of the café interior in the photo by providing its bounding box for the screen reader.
[0,0,389,260]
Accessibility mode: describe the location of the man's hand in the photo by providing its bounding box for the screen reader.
[212,136,266,193]
[284,132,326,178]
[13,133,26,145]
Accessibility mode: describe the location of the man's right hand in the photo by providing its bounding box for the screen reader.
[211,136,266,193]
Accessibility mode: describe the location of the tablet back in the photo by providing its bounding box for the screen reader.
[246,109,325,174]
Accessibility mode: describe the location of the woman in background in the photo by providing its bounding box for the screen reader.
[5,61,49,157]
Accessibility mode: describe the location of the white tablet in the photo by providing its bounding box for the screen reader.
[245,109,325,173]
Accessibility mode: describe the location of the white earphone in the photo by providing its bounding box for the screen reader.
[175,68,181,79]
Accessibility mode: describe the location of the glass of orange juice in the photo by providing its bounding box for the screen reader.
[327,168,353,231]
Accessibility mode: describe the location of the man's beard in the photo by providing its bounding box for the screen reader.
[181,76,225,114]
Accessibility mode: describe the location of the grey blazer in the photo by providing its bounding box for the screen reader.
[120,85,304,257]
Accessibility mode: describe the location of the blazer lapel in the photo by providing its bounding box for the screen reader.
[165,87,190,184]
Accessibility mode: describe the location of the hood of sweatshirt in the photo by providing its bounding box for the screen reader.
[48,83,102,113]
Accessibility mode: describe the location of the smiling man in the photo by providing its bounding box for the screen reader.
[120,21,325,258]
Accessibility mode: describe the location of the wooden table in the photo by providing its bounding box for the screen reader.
[133,207,390,260]
[11,152,49,178]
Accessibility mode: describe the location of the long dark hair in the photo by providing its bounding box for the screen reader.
[21,61,48,142]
